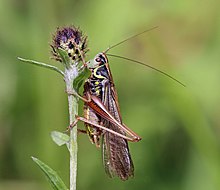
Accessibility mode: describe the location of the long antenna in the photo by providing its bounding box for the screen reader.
[104,26,158,53]
[106,54,186,87]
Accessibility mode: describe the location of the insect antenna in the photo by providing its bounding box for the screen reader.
[106,53,186,87]
[104,26,158,53]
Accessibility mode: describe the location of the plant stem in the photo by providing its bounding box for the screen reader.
[65,65,79,190]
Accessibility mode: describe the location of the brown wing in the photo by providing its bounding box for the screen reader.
[102,64,134,180]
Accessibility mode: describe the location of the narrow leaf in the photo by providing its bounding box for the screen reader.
[73,67,91,92]
[17,57,64,76]
[32,157,68,190]
[51,131,70,146]
[57,48,71,68]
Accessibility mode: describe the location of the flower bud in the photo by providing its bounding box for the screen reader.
[51,26,88,63]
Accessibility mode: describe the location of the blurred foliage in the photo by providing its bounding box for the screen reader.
[0,0,220,190]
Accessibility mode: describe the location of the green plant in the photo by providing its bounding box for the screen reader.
[18,26,88,190]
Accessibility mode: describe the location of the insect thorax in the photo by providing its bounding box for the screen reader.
[87,64,110,99]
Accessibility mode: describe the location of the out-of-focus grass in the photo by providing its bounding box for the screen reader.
[0,0,219,190]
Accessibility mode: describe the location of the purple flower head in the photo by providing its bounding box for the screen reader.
[51,26,88,63]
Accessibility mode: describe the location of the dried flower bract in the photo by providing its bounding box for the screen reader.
[51,26,88,63]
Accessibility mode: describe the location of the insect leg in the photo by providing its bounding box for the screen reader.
[70,115,139,142]
[65,90,91,102]
[88,95,142,142]
[77,129,87,134]
[66,124,87,134]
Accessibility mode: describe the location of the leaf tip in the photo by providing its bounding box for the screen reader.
[31,156,37,161]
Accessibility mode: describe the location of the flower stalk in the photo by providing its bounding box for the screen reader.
[52,26,88,190]
[18,26,88,190]
[64,66,79,190]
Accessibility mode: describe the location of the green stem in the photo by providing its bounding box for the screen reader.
[64,65,79,190]
[18,56,79,189]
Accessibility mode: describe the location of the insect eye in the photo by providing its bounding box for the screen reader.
[95,58,101,62]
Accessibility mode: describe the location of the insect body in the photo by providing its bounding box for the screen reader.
[72,52,141,180]
[87,53,136,179]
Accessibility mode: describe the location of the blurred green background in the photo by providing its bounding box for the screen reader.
[0,0,220,189]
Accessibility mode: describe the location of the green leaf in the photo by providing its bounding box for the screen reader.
[32,157,68,190]
[73,67,91,92]
[17,57,64,76]
[51,131,70,146]
[57,48,71,68]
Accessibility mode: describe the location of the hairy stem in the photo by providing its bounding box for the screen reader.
[65,65,79,190]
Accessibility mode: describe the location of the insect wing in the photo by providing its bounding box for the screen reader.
[101,64,134,180]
